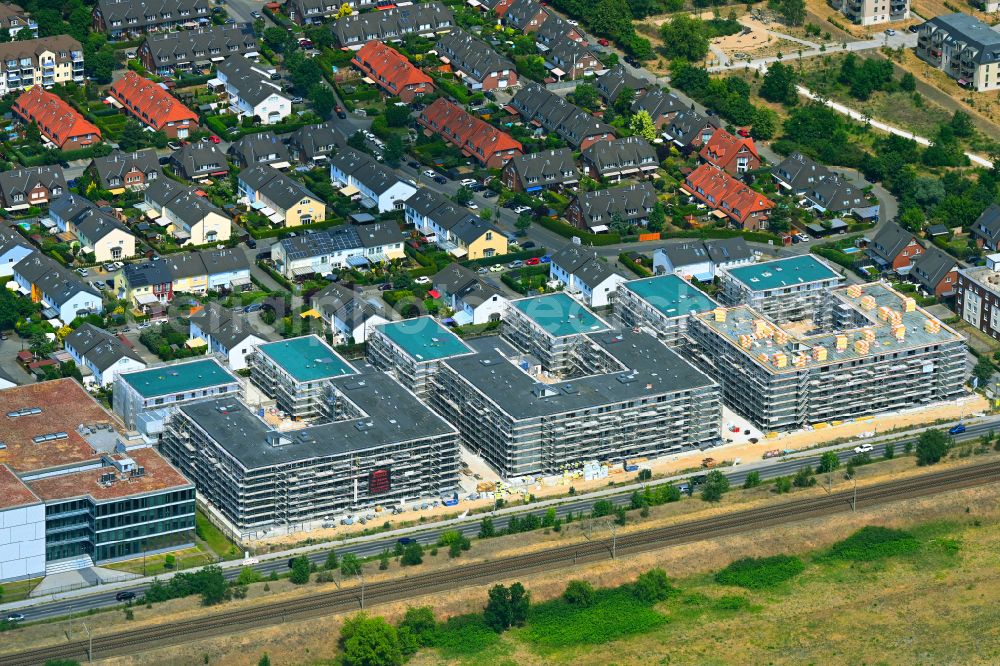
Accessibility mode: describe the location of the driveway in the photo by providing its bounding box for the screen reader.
[0,332,34,385]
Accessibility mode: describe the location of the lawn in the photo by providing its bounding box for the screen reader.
[195,509,241,560]
[101,546,216,577]
[0,577,41,604]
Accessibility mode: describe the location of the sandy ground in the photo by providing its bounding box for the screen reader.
[895,49,1000,126]
[74,448,1000,666]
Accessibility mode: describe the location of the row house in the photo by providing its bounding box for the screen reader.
[535,14,586,48]
[272,223,405,278]
[287,121,338,164]
[115,248,250,308]
[632,88,686,129]
[595,64,647,103]
[683,163,774,231]
[431,264,507,326]
[0,3,37,38]
[564,182,657,233]
[213,56,292,125]
[436,28,517,91]
[652,237,756,282]
[238,164,326,227]
[93,0,210,39]
[12,86,100,150]
[417,98,522,168]
[311,282,391,344]
[228,132,292,170]
[287,0,381,25]
[510,82,615,150]
[48,194,136,263]
[64,323,146,387]
[332,3,454,49]
[0,165,65,211]
[169,142,228,181]
[404,188,507,260]
[970,204,1000,251]
[351,40,434,103]
[549,244,627,308]
[699,128,760,175]
[188,302,267,370]
[501,148,578,192]
[0,227,33,278]
[12,252,102,323]
[771,152,868,214]
[0,35,84,97]
[664,109,720,152]
[144,179,231,245]
[503,0,548,32]
[329,147,416,212]
[581,136,657,181]
[547,40,601,81]
[138,23,258,76]
[866,221,923,274]
[109,71,199,139]
[87,149,161,194]
[910,245,958,298]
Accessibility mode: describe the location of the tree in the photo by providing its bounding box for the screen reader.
[452,186,474,205]
[379,551,390,570]
[899,72,916,92]
[339,614,404,666]
[308,83,336,119]
[629,109,657,141]
[401,542,424,566]
[883,444,895,460]
[515,213,532,234]
[258,655,271,666]
[562,580,595,607]
[87,45,117,84]
[289,555,311,584]
[24,120,41,145]
[509,582,529,626]
[774,476,792,494]
[700,470,730,502]
[336,2,353,18]
[515,55,548,82]
[949,110,974,138]
[613,87,636,116]
[792,465,816,487]
[759,62,797,105]
[570,83,599,112]
[264,26,291,52]
[325,550,339,570]
[659,15,709,62]
[237,566,262,585]
[400,606,436,647]
[383,134,405,166]
[478,517,496,538]
[484,584,513,632]
[915,429,951,466]
[776,0,806,26]
[816,451,840,474]
[742,471,761,489]
[199,567,229,606]
[633,568,674,603]
[767,203,791,233]
[289,53,323,92]
[341,553,362,576]
[384,104,411,127]
[973,355,993,386]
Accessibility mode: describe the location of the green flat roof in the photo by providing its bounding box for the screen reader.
[725,255,839,292]
[122,358,238,398]
[377,317,474,362]
[511,293,610,338]
[624,275,717,318]
[257,335,355,383]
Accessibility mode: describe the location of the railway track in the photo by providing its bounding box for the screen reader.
[5,460,997,666]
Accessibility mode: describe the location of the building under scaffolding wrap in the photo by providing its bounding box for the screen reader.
[365,316,474,398]
[248,335,357,419]
[688,282,966,432]
[160,370,459,536]
[718,255,844,322]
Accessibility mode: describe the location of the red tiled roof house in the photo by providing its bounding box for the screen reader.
[699,128,760,175]
[684,163,775,231]
[13,87,101,150]
[351,41,434,103]
[108,71,199,139]
[417,98,522,168]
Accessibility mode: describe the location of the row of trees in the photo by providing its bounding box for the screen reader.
[546,0,653,59]
[671,63,778,139]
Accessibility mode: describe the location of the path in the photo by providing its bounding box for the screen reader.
[797,85,996,170]
[709,44,731,68]
[765,29,820,49]
[709,32,917,72]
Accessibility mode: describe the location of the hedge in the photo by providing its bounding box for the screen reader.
[462,247,545,268]
[619,253,652,277]
[535,216,622,246]
[246,217,345,240]
[257,260,293,290]
[662,228,782,244]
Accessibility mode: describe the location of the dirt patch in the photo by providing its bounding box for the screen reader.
[894,49,1000,128]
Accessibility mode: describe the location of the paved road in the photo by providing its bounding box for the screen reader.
[9,415,995,622]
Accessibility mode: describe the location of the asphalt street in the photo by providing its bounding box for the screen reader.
[11,416,996,623]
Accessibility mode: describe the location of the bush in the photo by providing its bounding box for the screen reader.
[700,470,730,502]
[524,587,667,649]
[825,526,920,562]
[632,568,675,604]
[401,542,424,566]
[483,583,529,632]
[143,566,229,606]
[592,499,615,517]
[714,555,805,589]
[562,580,596,607]
[742,471,761,489]
[289,556,311,584]
[774,476,792,494]
[916,429,951,466]
[792,466,817,488]
[430,614,500,658]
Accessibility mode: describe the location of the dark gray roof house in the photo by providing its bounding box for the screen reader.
[228,132,292,169]
[631,88,686,127]
[64,323,145,372]
[971,204,1000,249]
[804,174,865,213]
[215,56,290,108]
[138,23,257,73]
[287,121,339,164]
[188,301,263,350]
[436,28,515,86]
[548,40,601,80]
[311,281,387,330]
[910,245,958,296]
[89,149,161,191]
[565,182,657,231]
[169,142,229,180]
[238,164,321,212]
[144,179,227,228]
[595,64,647,103]
[49,195,131,248]
[93,0,210,37]
[868,221,921,267]
[503,0,547,32]
[771,152,828,193]
[664,110,720,150]
[501,148,578,192]
[510,83,616,149]
[332,3,454,48]
[550,243,601,274]
[0,165,66,209]
[581,136,657,180]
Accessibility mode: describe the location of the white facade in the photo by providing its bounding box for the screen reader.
[0,243,32,277]
[582,273,627,308]
[333,312,390,345]
[189,319,266,371]
[330,163,416,213]
[50,289,103,324]
[0,503,46,582]
[652,246,755,282]
[454,292,507,325]
[66,348,147,388]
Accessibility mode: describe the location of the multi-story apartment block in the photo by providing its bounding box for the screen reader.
[916,13,1000,92]
[956,254,1000,342]
[689,282,965,431]
[93,0,210,39]
[0,35,83,97]
[501,292,612,375]
[829,0,909,25]
[0,379,195,581]
[366,316,475,398]
[717,255,843,322]
[160,371,459,536]
[138,24,257,76]
[615,274,719,346]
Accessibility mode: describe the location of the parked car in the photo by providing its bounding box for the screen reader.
[291,96,303,104]
[598,38,610,47]
[115,591,136,602]
[466,202,478,210]
[477,267,489,274]
[521,241,536,249]
[508,259,523,269]
[524,257,540,266]
[539,254,551,263]
[433,175,447,185]
[76,268,89,277]
[112,261,124,270]
[423,169,437,178]
[884,28,896,36]
[167,141,180,151]
[103,263,115,272]
[408,161,420,169]
[208,135,221,144]
[513,205,531,214]
[414,276,432,285]
[245,238,257,249]
[378,283,393,291]
[483,190,498,199]
[245,303,263,313]
[737,128,751,138]
[489,264,505,272]
[854,443,874,454]
[459,178,477,187]
[908,24,920,33]
[250,10,262,18]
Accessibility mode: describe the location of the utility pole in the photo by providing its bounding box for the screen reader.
[359,569,365,609]
[606,519,617,560]
[851,477,857,512]
[83,622,93,663]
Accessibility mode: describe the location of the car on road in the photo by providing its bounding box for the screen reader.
[483,190,497,199]
[459,178,477,187]
[466,202,478,210]
[408,161,420,169]
[423,169,437,178]
[6,613,25,622]
[414,276,432,285]
[513,205,531,214]
[854,443,874,454]
[250,10,262,18]
[397,537,416,545]
[433,175,447,184]
[598,38,610,47]
[208,135,221,143]
[489,264,505,272]
[115,591,137,602]
[477,267,489,274]
[336,106,347,119]
[949,423,966,435]
[524,257,540,266]
[884,28,896,36]
[225,17,236,23]
[521,241,536,249]
[245,303,263,313]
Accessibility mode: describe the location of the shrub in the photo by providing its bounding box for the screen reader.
[632,568,676,603]
[715,555,805,589]
[289,556,311,584]
[916,429,951,466]
[825,526,920,562]
[237,567,262,586]
[792,466,817,488]
[562,580,596,607]
[774,476,792,494]
[401,542,424,566]
[524,587,667,648]
[430,614,500,658]
[700,470,730,502]
[592,499,615,517]
[742,471,761,489]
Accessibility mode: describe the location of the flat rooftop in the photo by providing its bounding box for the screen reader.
[0,464,41,510]
[375,316,474,362]
[696,282,963,374]
[623,274,718,318]
[0,378,118,473]
[27,447,191,503]
[444,330,714,419]
[510,292,611,338]
[724,255,841,292]
[178,370,457,469]
[257,335,356,382]
[119,358,238,399]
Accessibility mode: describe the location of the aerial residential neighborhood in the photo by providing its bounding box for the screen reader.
[0,0,998,662]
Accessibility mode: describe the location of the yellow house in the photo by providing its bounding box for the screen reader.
[453,219,507,260]
[145,180,231,246]
[238,165,326,228]
[74,217,135,263]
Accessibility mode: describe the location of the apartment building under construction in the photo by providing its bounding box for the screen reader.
[615,274,719,347]
[718,255,844,322]
[366,316,475,398]
[248,335,357,419]
[688,282,966,431]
